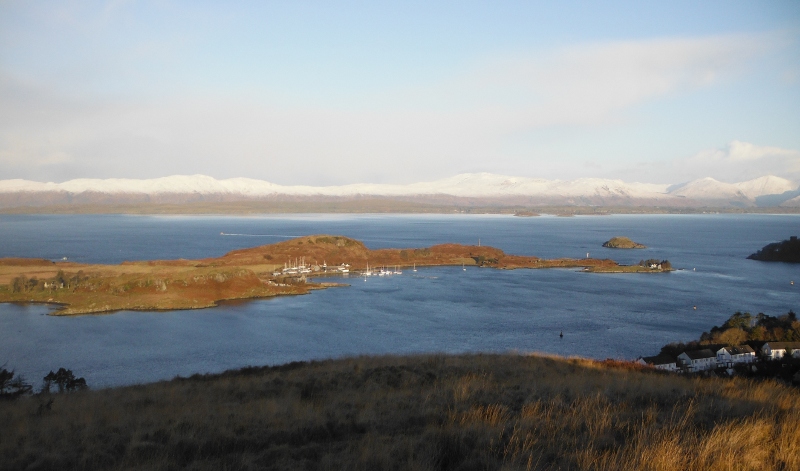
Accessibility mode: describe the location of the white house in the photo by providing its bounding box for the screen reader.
[677,349,717,372]
[637,354,678,372]
[716,345,756,368]
[761,342,800,360]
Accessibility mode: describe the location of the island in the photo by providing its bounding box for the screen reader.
[0,235,671,315]
[512,210,540,217]
[602,236,646,249]
[747,236,800,263]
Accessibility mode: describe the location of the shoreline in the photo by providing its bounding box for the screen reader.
[0,235,671,315]
[2,202,800,216]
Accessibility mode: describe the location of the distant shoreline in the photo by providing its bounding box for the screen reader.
[2,201,799,216]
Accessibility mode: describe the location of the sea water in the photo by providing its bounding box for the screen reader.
[0,213,797,387]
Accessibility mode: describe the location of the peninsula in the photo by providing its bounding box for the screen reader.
[747,236,800,263]
[0,235,669,315]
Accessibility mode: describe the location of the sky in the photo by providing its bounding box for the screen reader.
[1,1,799,186]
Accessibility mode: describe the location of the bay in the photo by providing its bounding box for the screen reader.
[0,213,797,388]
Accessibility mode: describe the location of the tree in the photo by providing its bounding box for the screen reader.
[718,328,747,346]
[43,368,87,393]
[0,367,32,399]
[11,276,27,293]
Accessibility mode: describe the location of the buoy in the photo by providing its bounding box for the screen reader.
[559,331,563,338]
[693,268,696,271]
[791,281,794,285]
[693,306,697,310]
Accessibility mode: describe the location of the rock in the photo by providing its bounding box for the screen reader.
[602,237,646,249]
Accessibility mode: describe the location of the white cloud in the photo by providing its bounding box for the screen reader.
[686,141,800,181]
[725,140,799,161]
[606,141,800,184]
[423,33,779,128]
[0,32,791,184]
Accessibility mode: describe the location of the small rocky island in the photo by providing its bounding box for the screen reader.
[747,236,800,263]
[602,236,646,249]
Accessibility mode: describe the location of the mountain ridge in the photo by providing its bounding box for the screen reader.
[1,173,797,208]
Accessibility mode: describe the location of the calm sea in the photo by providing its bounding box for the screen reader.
[0,213,797,388]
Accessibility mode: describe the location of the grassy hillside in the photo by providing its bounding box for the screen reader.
[1,353,798,470]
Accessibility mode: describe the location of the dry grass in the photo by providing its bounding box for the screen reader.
[0,236,619,315]
[1,353,799,470]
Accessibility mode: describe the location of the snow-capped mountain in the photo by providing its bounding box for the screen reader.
[733,175,797,199]
[667,178,749,201]
[0,173,797,208]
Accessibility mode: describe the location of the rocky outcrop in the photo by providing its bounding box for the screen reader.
[602,237,646,249]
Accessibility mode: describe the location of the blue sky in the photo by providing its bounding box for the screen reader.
[1,1,799,185]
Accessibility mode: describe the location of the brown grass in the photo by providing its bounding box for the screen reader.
[0,235,620,315]
[1,353,798,470]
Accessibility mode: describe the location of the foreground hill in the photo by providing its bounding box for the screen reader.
[1,353,798,471]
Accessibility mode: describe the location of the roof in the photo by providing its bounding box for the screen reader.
[681,349,716,360]
[641,354,676,366]
[720,345,755,355]
[763,342,800,351]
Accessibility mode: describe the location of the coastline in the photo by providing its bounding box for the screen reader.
[0,235,670,315]
[2,201,800,216]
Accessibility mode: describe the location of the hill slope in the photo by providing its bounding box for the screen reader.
[1,353,798,471]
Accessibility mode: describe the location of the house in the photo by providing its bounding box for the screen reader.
[761,342,800,360]
[677,349,716,372]
[637,354,678,372]
[716,345,756,368]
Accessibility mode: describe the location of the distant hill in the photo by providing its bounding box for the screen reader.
[0,173,798,211]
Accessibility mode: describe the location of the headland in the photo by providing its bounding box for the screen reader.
[0,235,671,315]
[747,236,800,263]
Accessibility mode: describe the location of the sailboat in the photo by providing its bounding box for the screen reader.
[394,265,402,275]
[413,263,417,272]
[462,262,466,271]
